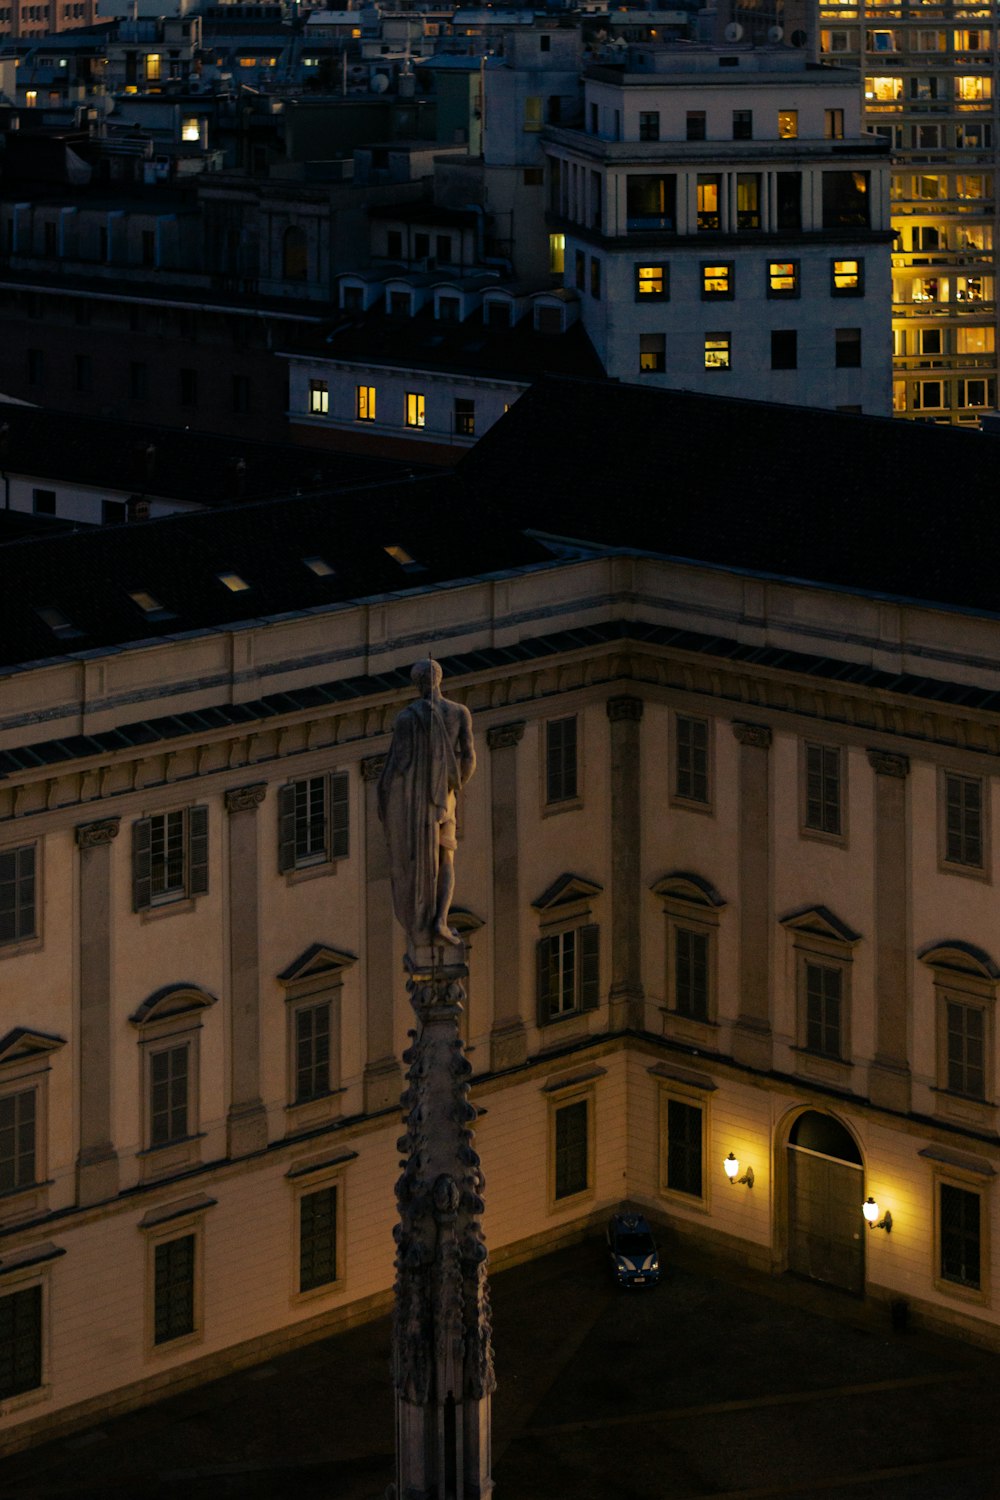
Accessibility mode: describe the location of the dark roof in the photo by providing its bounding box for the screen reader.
[0,473,552,671]
[458,375,1000,617]
[302,306,605,383]
[0,401,418,506]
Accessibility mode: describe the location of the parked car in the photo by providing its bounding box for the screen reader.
[606,1211,661,1288]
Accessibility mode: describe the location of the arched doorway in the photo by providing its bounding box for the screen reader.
[786,1110,865,1294]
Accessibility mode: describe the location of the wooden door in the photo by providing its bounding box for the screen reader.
[787,1144,864,1294]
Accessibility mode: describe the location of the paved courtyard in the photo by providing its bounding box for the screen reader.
[2,1233,999,1500]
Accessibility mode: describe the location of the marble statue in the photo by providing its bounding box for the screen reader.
[378,659,476,952]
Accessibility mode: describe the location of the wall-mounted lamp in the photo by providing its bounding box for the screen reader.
[723,1152,754,1189]
[862,1196,892,1233]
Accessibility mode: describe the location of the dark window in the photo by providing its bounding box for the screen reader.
[736,173,761,230]
[686,110,706,141]
[43,220,56,256]
[546,716,577,803]
[940,1184,980,1288]
[0,1285,42,1399]
[26,349,44,386]
[639,110,660,141]
[822,170,870,229]
[232,373,250,413]
[295,1002,331,1103]
[554,1099,588,1199]
[0,845,36,944]
[635,263,668,300]
[771,330,798,370]
[0,1088,36,1193]
[805,744,841,833]
[537,926,600,1024]
[102,499,127,525]
[282,225,308,280]
[438,296,460,323]
[666,1098,702,1196]
[150,1044,189,1146]
[342,285,364,312]
[674,928,708,1019]
[414,232,430,259]
[540,31,550,50]
[179,368,198,406]
[74,301,91,327]
[141,229,155,267]
[32,488,55,516]
[436,235,452,262]
[278,772,349,873]
[74,354,92,393]
[945,774,984,866]
[946,1001,985,1097]
[523,167,543,186]
[300,1186,338,1291]
[776,173,802,231]
[154,1234,195,1343]
[132,807,209,910]
[835,328,862,368]
[386,230,402,259]
[675,716,709,803]
[575,249,585,291]
[733,109,753,139]
[805,962,842,1057]
[129,361,147,400]
[639,333,665,373]
[626,175,676,231]
[454,398,475,436]
[590,256,601,300]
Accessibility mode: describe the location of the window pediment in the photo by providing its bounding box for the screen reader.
[129,984,218,1026]
[919,941,1000,981]
[532,873,603,914]
[278,944,358,988]
[779,905,860,946]
[651,872,725,909]
[0,1027,66,1065]
[450,907,484,936]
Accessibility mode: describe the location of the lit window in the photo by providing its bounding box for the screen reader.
[639,333,665,373]
[145,52,161,80]
[217,571,250,592]
[956,75,991,101]
[832,259,863,295]
[239,56,256,67]
[128,590,173,620]
[454,398,475,437]
[778,110,798,139]
[25,90,36,106]
[404,392,425,429]
[696,175,720,231]
[308,379,329,416]
[635,264,667,299]
[523,95,542,131]
[548,233,565,275]
[864,76,902,104]
[704,334,731,370]
[356,385,375,422]
[702,264,732,298]
[385,544,416,567]
[824,108,845,140]
[769,261,798,296]
[181,118,200,142]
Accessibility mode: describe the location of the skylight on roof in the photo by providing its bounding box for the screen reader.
[217,571,251,592]
[35,605,82,639]
[303,556,335,578]
[385,545,416,566]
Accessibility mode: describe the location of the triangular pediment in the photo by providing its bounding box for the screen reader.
[919,940,1000,980]
[278,943,358,987]
[532,873,603,913]
[0,1027,66,1065]
[779,906,860,945]
[650,872,725,909]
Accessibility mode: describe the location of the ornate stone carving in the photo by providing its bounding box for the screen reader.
[361,753,387,782]
[867,749,910,778]
[606,695,644,723]
[75,818,120,849]
[224,782,266,814]
[732,721,772,749]
[486,720,526,751]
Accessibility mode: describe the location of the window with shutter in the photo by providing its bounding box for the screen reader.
[0,844,37,944]
[536,925,600,1023]
[280,772,350,872]
[133,808,208,909]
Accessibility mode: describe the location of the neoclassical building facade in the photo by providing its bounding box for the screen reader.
[2,523,1000,1448]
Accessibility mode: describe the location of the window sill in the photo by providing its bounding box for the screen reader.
[0,1381,50,1416]
[0,1182,51,1225]
[140,896,197,923]
[542,796,583,818]
[0,934,42,961]
[937,858,991,883]
[292,1276,346,1307]
[933,1275,989,1308]
[285,860,345,887]
[659,1184,709,1213]
[669,795,714,817]
[799,824,848,849]
[550,1185,594,1214]
[148,1329,204,1360]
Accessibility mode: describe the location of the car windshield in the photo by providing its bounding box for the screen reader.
[615,1232,654,1255]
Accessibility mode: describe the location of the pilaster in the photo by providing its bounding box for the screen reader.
[867,749,912,1112]
[731,722,773,1071]
[75,817,120,1206]
[363,754,402,1111]
[487,721,527,1071]
[607,695,645,1031]
[225,782,268,1158]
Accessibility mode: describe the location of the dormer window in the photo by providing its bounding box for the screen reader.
[438,296,460,323]
[389,291,412,318]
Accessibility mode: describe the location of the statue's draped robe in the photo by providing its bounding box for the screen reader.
[378,697,460,944]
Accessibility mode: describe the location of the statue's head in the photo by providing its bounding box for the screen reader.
[411,659,442,696]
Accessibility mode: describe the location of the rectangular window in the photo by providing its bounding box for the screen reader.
[805,744,842,835]
[150,1044,189,1147]
[548,233,565,275]
[769,261,798,297]
[537,925,600,1023]
[635,264,668,300]
[665,1098,702,1197]
[835,328,862,368]
[696,175,721,231]
[686,110,706,141]
[575,249,586,291]
[132,807,208,911]
[0,1285,42,1399]
[0,1089,36,1193]
[74,354,92,393]
[32,488,55,517]
[823,171,869,229]
[546,716,578,803]
[299,1186,338,1291]
[356,385,375,422]
[590,257,601,300]
[231,374,250,414]
[776,173,802,231]
[638,111,660,141]
[639,333,665,373]
[732,109,753,140]
[626,175,676,232]
[454,398,475,437]
[705,333,731,371]
[675,715,709,804]
[825,108,845,140]
[309,379,329,416]
[939,1184,980,1289]
[736,174,761,230]
[554,1099,589,1199]
[946,1001,985,1098]
[279,771,349,873]
[295,1003,331,1103]
[778,109,798,139]
[524,95,542,131]
[153,1234,195,1344]
[178,368,197,407]
[130,361,148,400]
[771,330,797,370]
[26,349,43,387]
[0,845,36,945]
[944,773,983,868]
[702,263,733,298]
[805,962,842,1057]
[405,392,425,429]
[832,259,863,296]
[674,928,708,1019]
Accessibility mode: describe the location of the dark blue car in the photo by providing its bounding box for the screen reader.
[606,1211,661,1288]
